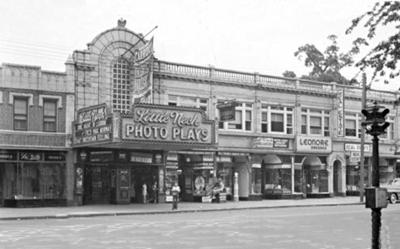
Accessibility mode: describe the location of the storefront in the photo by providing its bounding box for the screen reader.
[72,103,216,205]
[295,135,332,198]
[0,150,67,207]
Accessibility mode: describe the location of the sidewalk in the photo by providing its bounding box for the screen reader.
[0,196,363,221]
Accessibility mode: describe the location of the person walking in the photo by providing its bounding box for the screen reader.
[142,183,147,204]
[152,181,158,203]
[171,182,181,210]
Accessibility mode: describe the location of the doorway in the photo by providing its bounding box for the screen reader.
[333,160,341,195]
[83,165,111,204]
[130,165,159,203]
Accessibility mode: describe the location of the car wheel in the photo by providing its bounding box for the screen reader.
[389,193,397,204]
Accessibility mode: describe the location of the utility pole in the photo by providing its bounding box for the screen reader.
[359,73,367,202]
[362,101,390,249]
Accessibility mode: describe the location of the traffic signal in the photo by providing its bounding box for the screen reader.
[361,102,390,136]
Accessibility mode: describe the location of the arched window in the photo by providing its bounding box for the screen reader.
[112,58,131,113]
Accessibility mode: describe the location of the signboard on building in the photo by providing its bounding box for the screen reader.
[217,101,239,122]
[73,104,112,145]
[295,135,332,153]
[122,104,215,145]
[337,89,345,137]
[253,137,289,149]
[345,143,371,153]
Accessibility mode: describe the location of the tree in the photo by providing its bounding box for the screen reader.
[282,70,297,78]
[346,2,400,81]
[294,35,359,84]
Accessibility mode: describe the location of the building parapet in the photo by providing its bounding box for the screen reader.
[154,60,398,101]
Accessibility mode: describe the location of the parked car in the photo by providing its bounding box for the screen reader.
[382,178,400,204]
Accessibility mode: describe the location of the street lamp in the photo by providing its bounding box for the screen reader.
[361,101,390,249]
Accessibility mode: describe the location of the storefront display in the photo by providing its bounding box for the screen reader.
[0,150,66,207]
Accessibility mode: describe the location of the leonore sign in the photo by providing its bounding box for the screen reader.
[296,135,332,153]
[122,104,214,145]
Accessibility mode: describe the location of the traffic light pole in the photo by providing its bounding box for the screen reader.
[371,135,381,249]
[361,101,390,249]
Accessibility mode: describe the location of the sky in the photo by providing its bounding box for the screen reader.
[0,0,397,91]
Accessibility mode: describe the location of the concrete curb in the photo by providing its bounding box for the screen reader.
[0,202,363,221]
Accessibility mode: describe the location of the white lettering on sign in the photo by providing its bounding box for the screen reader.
[123,106,213,144]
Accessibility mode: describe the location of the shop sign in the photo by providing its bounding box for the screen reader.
[44,152,65,161]
[218,152,248,157]
[73,104,112,145]
[337,89,345,137]
[345,143,371,153]
[89,151,113,162]
[296,136,332,153]
[217,156,232,163]
[19,151,42,161]
[0,151,17,160]
[122,104,215,145]
[130,152,153,164]
[217,101,239,122]
[349,151,361,163]
[253,137,289,149]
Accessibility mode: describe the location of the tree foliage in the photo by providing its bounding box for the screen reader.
[346,1,400,81]
[282,70,297,78]
[294,35,359,84]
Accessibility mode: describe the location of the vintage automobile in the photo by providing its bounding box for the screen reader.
[382,178,400,204]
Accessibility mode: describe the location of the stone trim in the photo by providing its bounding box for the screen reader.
[39,95,63,108]
[9,92,34,106]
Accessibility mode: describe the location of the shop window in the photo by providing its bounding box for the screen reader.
[112,58,131,113]
[305,168,329,193]
[43,99,57,132]
[14,97,28,131]
[251,167,262,194]
[219,102,253,132]
[264,168,291,194]
[301,108,330,136]
[1,162,65,199]
[260,105,293,134]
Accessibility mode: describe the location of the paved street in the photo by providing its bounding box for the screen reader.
[1,204,399,249]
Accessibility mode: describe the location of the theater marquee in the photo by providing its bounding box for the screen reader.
[122,104,215,145]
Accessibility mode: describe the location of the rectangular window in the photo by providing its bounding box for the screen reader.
[14,97,28,130]
[301,115,307,134]
[261,112,268,133]
[43,99,57,132]
[219,102,252,131]
[324,116,330,136]
[345,119,357,137]
[271,113,284,132]
[302,109,329,136]
[261,105,293,134]
[287,114,293,134]
[310,116,322,135]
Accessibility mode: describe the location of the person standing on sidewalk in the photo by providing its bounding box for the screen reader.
[142,183,148,204]
[171,182,181,210]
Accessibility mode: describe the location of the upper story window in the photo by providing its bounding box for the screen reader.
[14,97,28,130]
[261,104,293,134]
[301,108,330,136]
[167,95,209,114]
[43,99,57,132]
[345,112,359,138]
[218,102,252,132]
[380,116,395,140]
[112,58,131,113]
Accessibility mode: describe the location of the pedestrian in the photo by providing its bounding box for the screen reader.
[142,183,147,204]
[171,182,181,210]
[152,181,158,203]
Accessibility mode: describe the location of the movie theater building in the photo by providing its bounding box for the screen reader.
[1,19,400,206]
